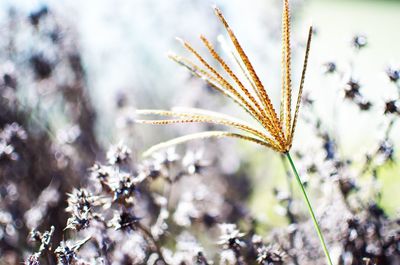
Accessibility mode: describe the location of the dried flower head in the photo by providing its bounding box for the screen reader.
[256,245,284,265]
[54,242,77,265]
[29,226,55,254]
[65,189,99,230]
[111,172,137,202]
[65,208,91,231]
[25,254,40,265]
[136,0,312,155]
[386,66,399,83]
[217,223,245,251]
[352,34,368,49]
[66,188,97,214]
[54,237,90,265]
[323,62,337,74]
[344,79,361,100]
[106,142,131,165]
[384,100,399,115]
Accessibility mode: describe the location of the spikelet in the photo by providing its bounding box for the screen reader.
[137,0,312,155]
[141,131,279,157]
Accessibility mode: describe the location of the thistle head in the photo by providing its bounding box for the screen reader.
[137,0,312,155]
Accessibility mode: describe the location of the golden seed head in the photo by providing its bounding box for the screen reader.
[137,0,313,156]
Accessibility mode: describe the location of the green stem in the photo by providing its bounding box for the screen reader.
[286,152,334,265]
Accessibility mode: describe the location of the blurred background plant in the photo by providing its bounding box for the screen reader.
[0,0,399,264]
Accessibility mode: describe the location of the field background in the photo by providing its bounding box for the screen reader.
[1,0,399,224]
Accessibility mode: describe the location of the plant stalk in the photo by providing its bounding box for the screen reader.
[286,152,334,265]
[137,223,168,264]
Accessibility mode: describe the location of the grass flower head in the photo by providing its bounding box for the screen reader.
[136,0,312,156]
